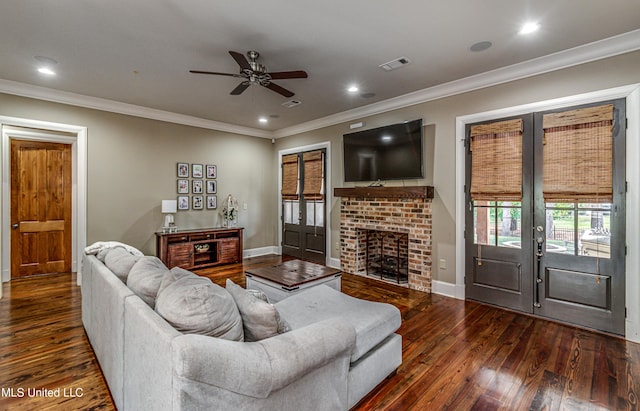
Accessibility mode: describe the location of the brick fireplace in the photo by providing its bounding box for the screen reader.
[334,186,434,292]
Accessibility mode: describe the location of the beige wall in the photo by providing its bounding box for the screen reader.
[275,50,640,284]
[0,94,277,255]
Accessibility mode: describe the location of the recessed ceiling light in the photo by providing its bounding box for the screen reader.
[258,117,268,124]
[519,22,540,35]
[347,85,359,93]
[37,67,56,76]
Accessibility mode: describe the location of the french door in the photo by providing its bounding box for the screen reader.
[465,99,626,335]
[281,149,326,263]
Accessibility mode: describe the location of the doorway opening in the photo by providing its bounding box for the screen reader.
[1,117,87,290]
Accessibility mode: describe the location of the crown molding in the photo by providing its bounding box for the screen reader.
[0,79,273,139]
[1,30,639,140]
[273,29,640,138]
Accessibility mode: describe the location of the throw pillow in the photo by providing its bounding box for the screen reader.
[104,246,141,282]
[226,279,290,342]
[156,266,197,297]
[155,275,244,341]
[127,256,169,308]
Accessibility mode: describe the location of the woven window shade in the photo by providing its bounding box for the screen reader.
[302,150,324,200]
[470,119,523,201]
[542,104,613,203]
[281,154,299,200]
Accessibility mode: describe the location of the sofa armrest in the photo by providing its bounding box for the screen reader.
[172,318,356,398]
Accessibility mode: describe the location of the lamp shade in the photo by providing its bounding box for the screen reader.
[161,200,177,213]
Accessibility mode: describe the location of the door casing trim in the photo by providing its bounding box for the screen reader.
[1,116,87,287]
[455,83,640,342]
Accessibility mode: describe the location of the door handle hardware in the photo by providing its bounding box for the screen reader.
[534,303,542,308]
[536,278,543,284]
[12,223,19,229]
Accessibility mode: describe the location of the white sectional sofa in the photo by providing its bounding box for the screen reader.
[81,246,402,410]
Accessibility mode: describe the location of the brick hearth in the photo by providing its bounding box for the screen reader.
[335,187,433,292]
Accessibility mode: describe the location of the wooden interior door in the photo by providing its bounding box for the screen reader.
[10,139,72,278]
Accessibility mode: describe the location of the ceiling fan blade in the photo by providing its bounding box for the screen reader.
[268,70,308,80]
[230,81,251,95]
[229,51,251,71]
[264,82,295,98]
[189,70,242,77]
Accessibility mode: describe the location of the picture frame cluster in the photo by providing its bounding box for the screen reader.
[176,162,217,211]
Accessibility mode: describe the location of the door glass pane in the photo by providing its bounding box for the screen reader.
[544,202,611,258]
[497,204,521,248]
[284,200,300,225]
[473,201,521,248]
[578,203,611,258]
[306,201,325,227]
[473,202,494,245]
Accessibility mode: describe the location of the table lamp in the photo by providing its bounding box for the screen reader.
[161,200,178,233]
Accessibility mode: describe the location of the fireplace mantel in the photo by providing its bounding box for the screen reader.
[334,185,434,199]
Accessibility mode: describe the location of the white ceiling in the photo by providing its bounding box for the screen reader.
[1,1,640,136]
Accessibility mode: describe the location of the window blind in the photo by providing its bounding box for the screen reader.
[470,118,523,201]
[281,154,299,200]
[302,150,324,200]
[542,104,613,203]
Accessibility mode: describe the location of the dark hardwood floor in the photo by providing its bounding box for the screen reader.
[1,254,638,410]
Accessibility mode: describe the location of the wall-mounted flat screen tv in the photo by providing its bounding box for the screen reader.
[343,119,423,182]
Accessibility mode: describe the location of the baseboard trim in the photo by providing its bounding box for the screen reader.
[243,246,279,259]
[432,280,464,300]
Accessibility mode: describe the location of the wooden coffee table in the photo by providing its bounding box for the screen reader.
[245,260,342,302]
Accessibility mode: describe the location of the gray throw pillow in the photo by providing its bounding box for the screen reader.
[226,279,290,342]
[155,275,244,341]
[104,247,141,282]
[127,256,169,308]
[156,266,197,297]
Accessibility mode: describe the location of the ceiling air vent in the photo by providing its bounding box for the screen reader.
[379,56,411,72]
[281,99,302,108]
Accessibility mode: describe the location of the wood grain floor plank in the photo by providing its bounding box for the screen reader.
[1,256,638,410]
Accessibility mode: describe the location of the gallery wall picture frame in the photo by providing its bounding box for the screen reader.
[206,180,217,194]
[192,164,203,178]
[206,164,217,179]
[177,162,189,178]
[177,196,189,210]
[177,179,189,194]
[192,180,203,194]
[207,195,217,209]
[193,196,204,210]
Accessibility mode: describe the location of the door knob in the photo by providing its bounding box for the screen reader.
[12,223,19,229]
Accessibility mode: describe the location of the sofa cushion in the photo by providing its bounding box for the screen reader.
[104,247,141,282]
[127,256,169,308]
[155,274,244,341]
[275,285,401,362]
[225,279,290,342]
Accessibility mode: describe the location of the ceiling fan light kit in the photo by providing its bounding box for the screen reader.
[190,50,308,98]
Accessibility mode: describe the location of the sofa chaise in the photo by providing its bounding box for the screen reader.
[81,244,402,410]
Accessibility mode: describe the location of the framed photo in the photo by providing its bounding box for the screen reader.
[207,195,217,209]
[192,180,203,194]
[177,179,189,194]
[193,196,204,210]
[177,196,189,210]
[206,164,217,179]
[206,180,217,194]
[192,164,203,178]
[177,162,189,178]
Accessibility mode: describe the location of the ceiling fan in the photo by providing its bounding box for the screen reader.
[190,50,308,98]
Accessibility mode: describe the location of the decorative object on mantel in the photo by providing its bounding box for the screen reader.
[222,194,239,227]
[333,185,434,199]
[161,200,178,233]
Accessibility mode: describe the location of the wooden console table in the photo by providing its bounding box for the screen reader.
[156,227,243,270]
